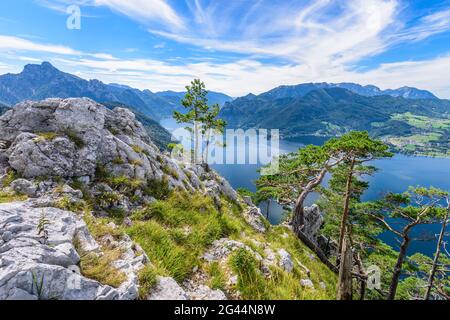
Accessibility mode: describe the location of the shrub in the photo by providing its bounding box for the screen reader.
[95,163,110,182]
[143,177,171,200]
[0,191,28,203]
[96,190,122,208]
[54,196,85,213]
[35,132,58,141]
[64,130,85,149]
[83,211,123,240]
[229,248,267,299]
[112,157,125,165]
[206,262,227,291]
[77,249,127,288]
[110,175,144,193]
[137,265,157,299]
[162,164,179,180]
[132,145,144,154]
[1,170,21,187]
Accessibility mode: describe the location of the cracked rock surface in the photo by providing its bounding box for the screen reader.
[0,201,145,300]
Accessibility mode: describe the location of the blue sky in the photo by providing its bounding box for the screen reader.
[1,0,450,97]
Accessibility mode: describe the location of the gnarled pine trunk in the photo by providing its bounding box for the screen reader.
[424,204,449,300]
[292,167,328,234]
[337,234,353,300]
[337,159,356,257]
[388,236,410,300]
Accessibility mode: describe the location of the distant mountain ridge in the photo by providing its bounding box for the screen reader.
[156,90,233,109]
[260,82,438,100]
[220,85,450,156]
[0,62,233,121]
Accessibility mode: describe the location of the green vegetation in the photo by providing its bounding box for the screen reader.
[381,113,450,156]
[206,261,227,291]
[143,176,171,200]
[173,79,227,165]
[132,144,145,154]
[137,265,158,299]
[34,130,85,149]
[112,156,125,165]
[123,189,336,299]
[258,132,450,300]
[77,249,127,288]
[221,88,450,157]
[76,210,128,288]
[64,130,85,149]
[35,131,58,141]
[162,164,179,180]
[392,112,450,130]
[1,170,21,187]
[0,191,27,203]
[54,195,85,212]
[229,248,267,299]
[126,191,238,282]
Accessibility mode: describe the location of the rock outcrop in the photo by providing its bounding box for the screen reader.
[0,98,268,300]
[0,98,251,208]
[0,201,145,300]
[302,204,324,243]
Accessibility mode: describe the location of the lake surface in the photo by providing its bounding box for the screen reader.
[161,118,450,257]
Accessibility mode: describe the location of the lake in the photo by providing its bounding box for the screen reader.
[160,119,450,257]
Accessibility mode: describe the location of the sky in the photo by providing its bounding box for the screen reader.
[1,0,450,97]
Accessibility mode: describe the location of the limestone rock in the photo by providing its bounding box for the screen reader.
[0,98,237,212]
[10,179,37,197]
[148,277,189,300]
[0,201,144,300]
[300,279,315,289]
[277,249,294,273]
[244,207,267,233]
[187,285,227,300]
[303,204,324,243]
[202,238,262,263]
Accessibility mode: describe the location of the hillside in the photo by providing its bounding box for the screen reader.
[156,90,233,112]
[0,98,336,300]
[220,87,450,156]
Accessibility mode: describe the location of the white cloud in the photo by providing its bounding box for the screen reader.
[94,0,184,29]
[39,0,184,29]
[151,0,400,68]
[2,33,450,98]
[48,53,450,98]
[5,1,450,98]
[150,1,450,77]
[0,35,80,55]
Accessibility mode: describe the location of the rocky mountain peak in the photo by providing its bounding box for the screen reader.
[23,61,57,72]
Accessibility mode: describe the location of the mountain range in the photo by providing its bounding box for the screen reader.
[220,85,450,156]
[259,82,438,100]
[0,62,233,120]
[1,62,449,156]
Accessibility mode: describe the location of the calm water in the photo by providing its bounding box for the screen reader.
[161,119,450,257]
